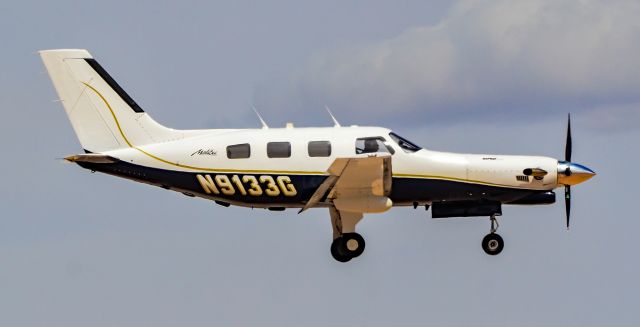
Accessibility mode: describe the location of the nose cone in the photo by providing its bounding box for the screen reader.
[557,161,596,185]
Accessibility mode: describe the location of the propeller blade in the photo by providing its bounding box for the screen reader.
[565,113,572,162]
[565,185,571,229]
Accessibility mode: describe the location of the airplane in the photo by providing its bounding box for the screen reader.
[40,49,596,262]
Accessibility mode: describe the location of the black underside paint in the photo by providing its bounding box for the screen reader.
[432,201,502,218]
[77,160,552,208]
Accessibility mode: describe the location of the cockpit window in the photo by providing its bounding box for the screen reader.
[389,132,422,153]
[355,137,395,155]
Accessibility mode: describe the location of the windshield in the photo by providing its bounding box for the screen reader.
[389,132,422,153]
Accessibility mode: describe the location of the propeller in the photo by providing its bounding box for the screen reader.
[565,114,572,162]
[565,185,571,229]
[564,114,572,229]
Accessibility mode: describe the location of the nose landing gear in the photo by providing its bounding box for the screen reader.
[482,214,504,255]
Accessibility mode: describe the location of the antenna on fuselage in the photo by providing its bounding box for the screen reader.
[325,106,341,127]
[252,105,269,129]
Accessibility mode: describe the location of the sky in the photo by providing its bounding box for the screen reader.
[1,0,639,326]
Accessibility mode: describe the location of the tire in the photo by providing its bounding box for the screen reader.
[342,233,366,258]
[482,233,504,255]
[331,237,351,262]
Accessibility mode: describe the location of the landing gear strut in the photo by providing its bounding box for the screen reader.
[482,214,504,255]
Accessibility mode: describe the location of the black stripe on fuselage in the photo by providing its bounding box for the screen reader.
[76,160,545,206]
[84,58,145,113]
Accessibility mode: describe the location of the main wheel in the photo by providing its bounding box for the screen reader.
[342,233,366,258]
[331,237,351,262]
[482,233,504,255]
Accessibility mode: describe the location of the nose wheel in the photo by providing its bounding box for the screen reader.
[482,214,504,255]
[482,233,504,255]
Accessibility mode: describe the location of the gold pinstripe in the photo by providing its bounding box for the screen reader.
[82,81,534,189]
[82,81,324,174]
[393,173,536,189]
[83,82,133,147]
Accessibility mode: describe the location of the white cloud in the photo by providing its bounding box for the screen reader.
[256,0,640,126]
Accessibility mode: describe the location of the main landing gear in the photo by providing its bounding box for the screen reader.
[482,214,504,255]
[331,233,366,262]
[329,207,365,262]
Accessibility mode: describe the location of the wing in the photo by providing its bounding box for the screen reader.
[300,154,393,213]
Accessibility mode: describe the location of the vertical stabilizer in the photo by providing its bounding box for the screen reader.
[40,49,179,153]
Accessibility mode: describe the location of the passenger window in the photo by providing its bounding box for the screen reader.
[227,143,250,159]
[308,141,331,157]
[355,137,395,155]
[267,142,291,158]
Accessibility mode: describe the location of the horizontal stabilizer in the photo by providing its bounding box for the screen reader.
[64,153,118,164]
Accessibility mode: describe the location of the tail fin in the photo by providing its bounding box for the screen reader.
[40,49,179,153]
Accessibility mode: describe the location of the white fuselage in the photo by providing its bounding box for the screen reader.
[98,126,559,207]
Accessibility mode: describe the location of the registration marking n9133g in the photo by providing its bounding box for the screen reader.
[196,174,297,197]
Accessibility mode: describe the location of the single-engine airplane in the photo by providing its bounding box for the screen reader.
[41,49,596,262]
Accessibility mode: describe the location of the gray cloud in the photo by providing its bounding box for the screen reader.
[255,0,640,127]
[582,101,640,132]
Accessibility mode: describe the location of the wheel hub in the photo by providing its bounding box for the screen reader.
[346,239,359,251]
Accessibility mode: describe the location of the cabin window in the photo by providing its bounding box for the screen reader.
[226,143,251,159]
[308,141,331,157]
[355,137,395,155]
[389,132,422,153]
[267,142,291,158]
